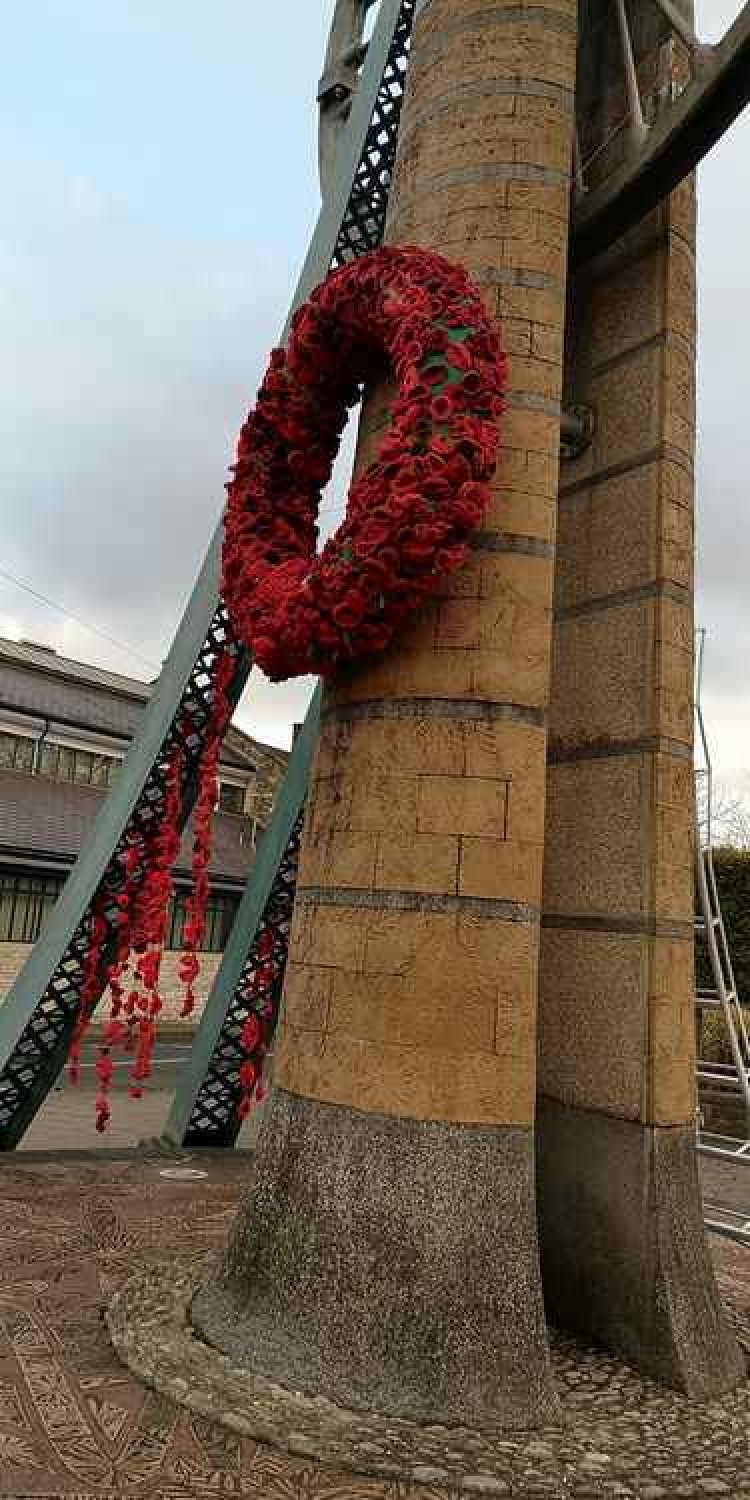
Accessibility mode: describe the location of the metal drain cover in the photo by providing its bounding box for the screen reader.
[158,1167,209,1181]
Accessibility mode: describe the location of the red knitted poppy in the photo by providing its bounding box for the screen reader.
[222,245,506,679]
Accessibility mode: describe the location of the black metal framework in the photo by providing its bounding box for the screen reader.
[0,0,416,1149]
[182,818,303,1147]
[0,611,247,1148]
[176,1,417,1146]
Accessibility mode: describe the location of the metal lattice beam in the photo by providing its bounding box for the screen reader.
[572,2,750,264]
[0,0,417,1150]
[166,0,419,1148]
[162,691,320,1149]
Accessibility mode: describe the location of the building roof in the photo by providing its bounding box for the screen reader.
[0,636,280,775]
[0,766,255,885]
[0,637,153,698]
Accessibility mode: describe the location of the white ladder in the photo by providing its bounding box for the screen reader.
[694,629,750,1123]
[694,842,750,1113]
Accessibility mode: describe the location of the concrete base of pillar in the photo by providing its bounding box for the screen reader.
[191,1086,556,1428]
[536,1098,746,1397]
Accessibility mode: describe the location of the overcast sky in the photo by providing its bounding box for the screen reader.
[1,2,748,801]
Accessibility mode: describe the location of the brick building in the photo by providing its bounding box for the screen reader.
[0,637,288,1019]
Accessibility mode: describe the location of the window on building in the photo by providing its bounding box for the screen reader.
[38,741,120,788]
[90,754,113,788]
[166,888,240,953]
[0,871,64,943]
[0,732,35,774]
[0,873,239,952]
[218,781,245,815]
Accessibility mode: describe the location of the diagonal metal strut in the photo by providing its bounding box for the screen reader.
[0,0,417,1150]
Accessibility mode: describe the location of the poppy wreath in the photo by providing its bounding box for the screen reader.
[78,246,506,1130]
[221,244,507,680]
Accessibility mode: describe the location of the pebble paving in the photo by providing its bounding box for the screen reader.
[2,1149,748,1499]
[109,1248,750,1499]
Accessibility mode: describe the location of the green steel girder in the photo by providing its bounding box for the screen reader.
[319,0,372,197]
[162,689,321,1149]
[571,2,750,265]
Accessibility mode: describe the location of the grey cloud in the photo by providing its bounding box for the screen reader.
[695,85,750,784]
[0,157,293,687]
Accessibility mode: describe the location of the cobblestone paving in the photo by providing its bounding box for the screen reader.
[0,1151,748,1499]
[111,1253,750,1499]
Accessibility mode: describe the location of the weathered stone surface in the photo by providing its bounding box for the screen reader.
[536,1103,745,1397]
[191,1087,554,1427]
[277,905,539,1125]
[535,13,734,1397]
[538,926,696,1125]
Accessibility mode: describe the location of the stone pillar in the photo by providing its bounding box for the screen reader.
[536,4,743,1396]
[193,0,577,1427]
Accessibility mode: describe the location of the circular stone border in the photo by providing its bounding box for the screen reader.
[108,1256,750,1498]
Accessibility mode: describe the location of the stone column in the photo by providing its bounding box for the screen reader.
[193,0,577,1427]
[536,3,743,1396]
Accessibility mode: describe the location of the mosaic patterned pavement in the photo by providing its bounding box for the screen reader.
[0,1150,748,1499]
[0,1152,446,1500]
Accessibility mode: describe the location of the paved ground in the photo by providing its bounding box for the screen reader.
[20,1040,261,1153]
[114,1245,750,1498]
[54,1037,195,1093]
[0,1149,748,1500]
[7,1057,750,1495]
[21,1087,261,1153]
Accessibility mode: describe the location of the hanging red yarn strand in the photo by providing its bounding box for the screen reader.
[178,648,236,1018]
